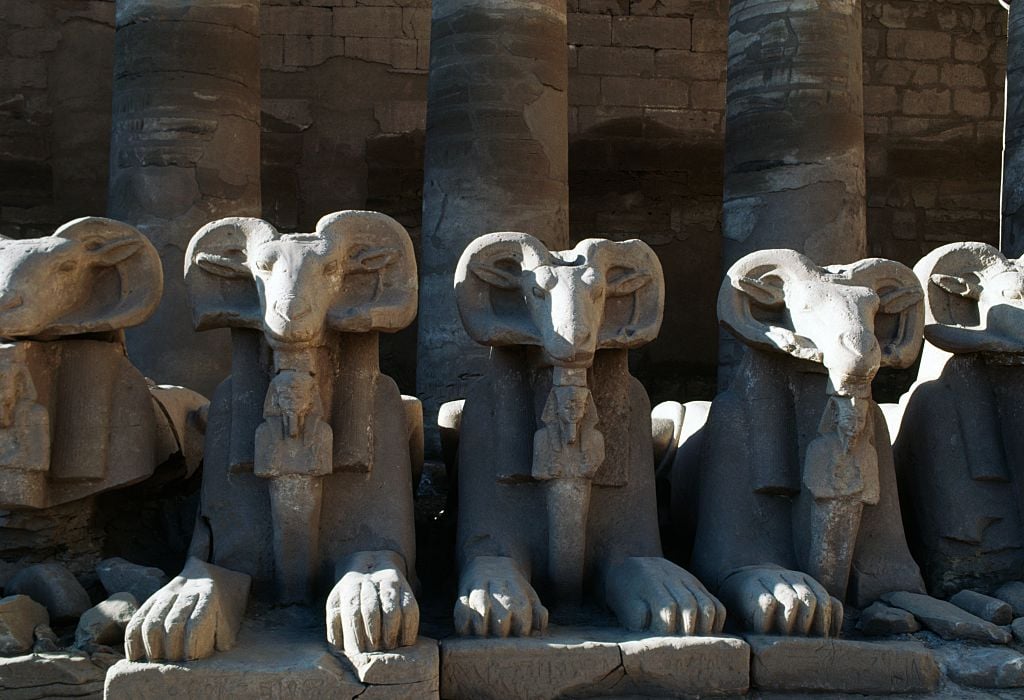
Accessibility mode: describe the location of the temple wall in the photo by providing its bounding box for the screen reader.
[0,0,1009,400]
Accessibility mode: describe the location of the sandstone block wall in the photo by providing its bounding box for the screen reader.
[0,0,1010,401]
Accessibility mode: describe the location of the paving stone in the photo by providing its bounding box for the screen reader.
[344,637,438,685]
[944,646,1024,688]
[994,581,1024,617]
[950,590,1013,625]
[441,626,749,699]
[746,635,940,694]
[96,558,168,604]
[0,651,107,700]
[74,593,138,649]
[6,564,89,622]
[0,596,48,657]
[857,601,920,636]
[883,591,1012,643]
[104,607,438,699]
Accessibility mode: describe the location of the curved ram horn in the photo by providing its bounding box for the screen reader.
[454,232,550,347]
[578,238,665,349]
[842,257,924,369]
[184,217,276,331]
[320,210,418,333]
[21,217,162,337]
[718,248,823,360]
[913,241,1017,354]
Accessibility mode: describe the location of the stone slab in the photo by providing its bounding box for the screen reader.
[942,646,1024,689]
[441,626,749,699]
[0,650,110,700]
[746,635,940,694]
[884,591,1012,644]
[104,608,439,700]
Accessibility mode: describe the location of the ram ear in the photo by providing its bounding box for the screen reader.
[718,248,823,361]
[914,242,1016,353]
[37,217,163,336]
[185,217,274,331]
[455,232,549,347]
[846,258,924,369]
[319,211,417,334]
[576,239,664,350]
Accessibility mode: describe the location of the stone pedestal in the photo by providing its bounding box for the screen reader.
[719,0,867,383]
[417,0,570,456]
[440,626,749,699]
[109,0,262,396]
[746,635,940,694]
[104,609,439,700]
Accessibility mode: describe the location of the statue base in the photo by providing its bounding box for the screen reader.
[103,607,438,700]
[439,625,750,699]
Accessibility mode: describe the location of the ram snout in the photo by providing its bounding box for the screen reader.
[252,239,341,346]
[528,265,602,367]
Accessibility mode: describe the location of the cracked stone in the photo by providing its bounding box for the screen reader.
[857,601,920,636]
[96,558,168,603]
[950,589,1013,625]
[0,650,108,699]
[944,647,1024,688]
[994,581,1024,617]
[883,591,1012,643]
[6,564,89,623]
[342,637,438,685]
[74,593,138,649]
[0,596,48,657]
[747,635,939,694]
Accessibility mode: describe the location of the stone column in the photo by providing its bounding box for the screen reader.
[418,0,570,455]
[109,0,261,396]
[1001,0,1024,257]
[719,0,867,381]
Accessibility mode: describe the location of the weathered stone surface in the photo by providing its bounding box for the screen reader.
[108,609,437,699]
[0,596,48,657]
[454,234,723,636]
[690,249,926,636]
[1013,616,1024,644]
[858,600,920,636]
[75,593,137,649]
[996,582,1024,617]
[0,651,108,700]
[32,625,58,653]
[1003,0,1024,258]
[418,0,570,457]
[344,637,438,685]
[110,0,262,397]
[884,591,1012,643]
[0,219,164,510]
[747,635,939,694]
[6,563,89,622]
[126,212,422,664]
[950,590,1013,625]
[894,244,1024,596]
[943,646,1024,688]
[441,629,748,699]
[96,558,168,603]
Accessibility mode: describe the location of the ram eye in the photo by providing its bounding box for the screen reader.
[57,260,78,273]
[1003,288,1023,301]
[255,258,274,273]
[323,261,339,276]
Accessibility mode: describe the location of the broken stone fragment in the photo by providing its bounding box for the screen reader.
[995,581,1024,617]
[75,593,138,649]
[950,589,1013,625]
[0,595,48,656]
[5,563,89,622]
[32,623,59,652]
[1014,617,1024,644]
[944,647,1024,688]
[97,557,168,603]
[857,601,920,636]
[883,591,1011,643]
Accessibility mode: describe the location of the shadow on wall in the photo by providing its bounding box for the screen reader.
[570,117,724,404]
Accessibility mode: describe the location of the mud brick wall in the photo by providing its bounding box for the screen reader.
[0,0,1011,399]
